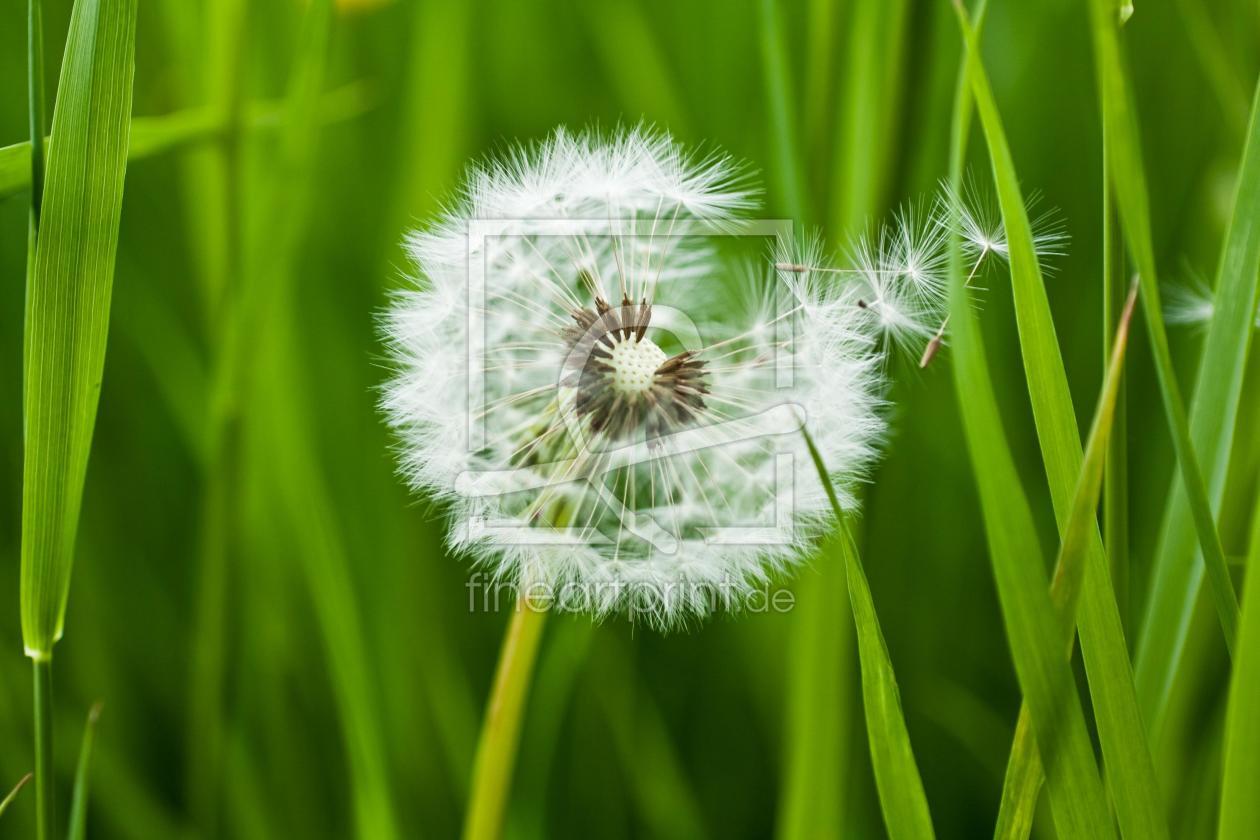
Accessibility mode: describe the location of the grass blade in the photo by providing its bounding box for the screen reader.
[1219,495,1260,838]
[1131,75,1260,731]
[21,2,137,823]
[67,702,102,840]
[1087,0,1241,663]
[953,5,1166,837]
[803,430,935,840]
[21,0,138,658]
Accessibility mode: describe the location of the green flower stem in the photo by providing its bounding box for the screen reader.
[32,657,54,840]
[463,596,549,840]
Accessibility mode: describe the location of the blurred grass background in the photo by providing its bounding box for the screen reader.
[1,0,1257,837]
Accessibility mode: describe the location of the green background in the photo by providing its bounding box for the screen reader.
[1,0,1256,837]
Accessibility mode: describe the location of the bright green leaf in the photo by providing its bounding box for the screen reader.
[21,0,139,658]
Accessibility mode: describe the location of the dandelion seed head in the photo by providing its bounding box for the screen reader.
[383,127,885,628]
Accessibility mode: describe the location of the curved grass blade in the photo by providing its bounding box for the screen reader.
[67,702,103,840]
[0,774,32,820]
[1087,0,1241,665]
[952,5,1166,837]
[1132,75,1260,733]
[803,430,936,840]
[1219,496,1260,838]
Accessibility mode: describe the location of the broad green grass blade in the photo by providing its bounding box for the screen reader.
[803,430,935,840]
[67,702,102,840]
[758,0,806,222]
[1087,0,1241,662]
[1132,75,1260,732]
[1219,495,1260,838]
[953,6,1166,838]
[0,774,32,820]
[21,0,138,657]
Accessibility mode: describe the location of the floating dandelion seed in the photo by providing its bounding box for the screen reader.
[382,127,891,627]
[940,179,1069,268]
[1164,277,1260,331]
[1164,278,1217,329]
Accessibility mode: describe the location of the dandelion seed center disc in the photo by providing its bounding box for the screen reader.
[608,337,667,397]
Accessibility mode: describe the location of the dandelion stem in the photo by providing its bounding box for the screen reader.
[32,657,54,840]
[463,595,548,840]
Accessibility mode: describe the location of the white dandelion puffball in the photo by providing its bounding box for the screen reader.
[383,127,897,627]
